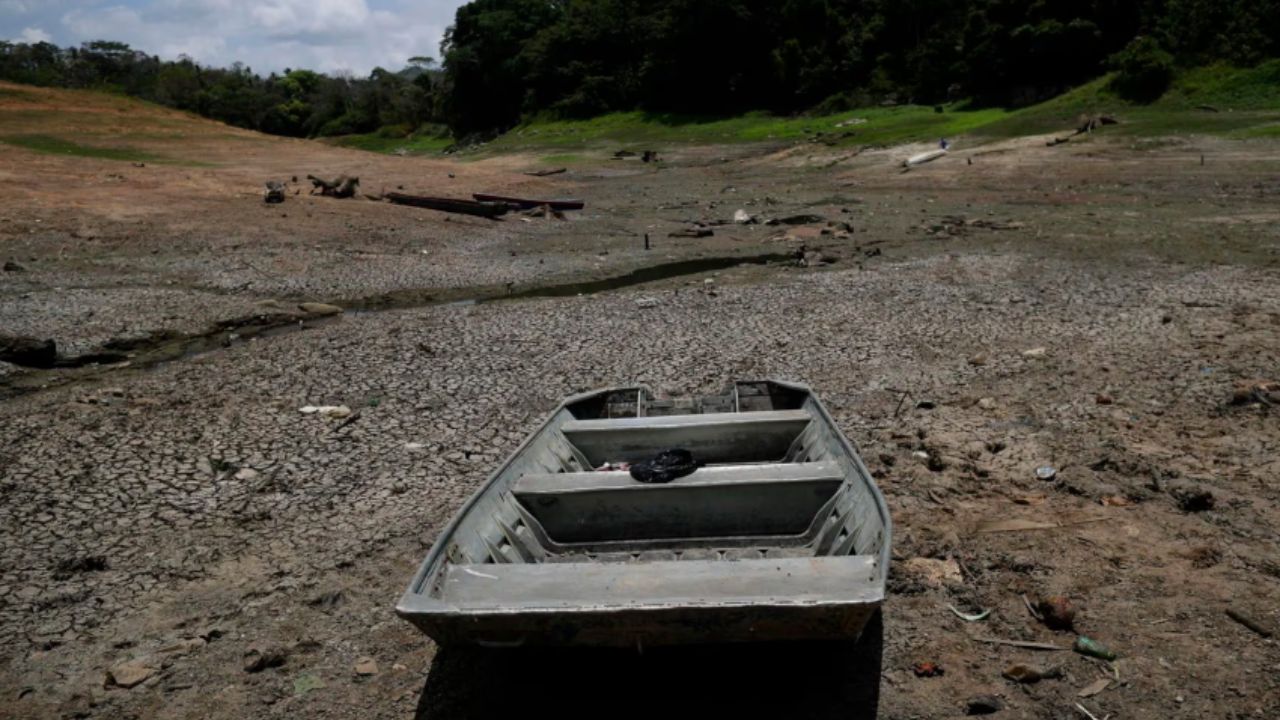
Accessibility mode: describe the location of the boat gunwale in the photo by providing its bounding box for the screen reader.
[395,380,893,620]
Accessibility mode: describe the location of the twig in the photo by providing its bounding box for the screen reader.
[948,605,991,622]
[331,409,363,433]
[1022,593,1043,621]
[974,637,1067,651]
[1226,608,1274,638]
[1075,702,1102,720]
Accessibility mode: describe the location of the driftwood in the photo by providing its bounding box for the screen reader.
[524,167,567,177]
[307,174,360,198]
[386,192,509,219]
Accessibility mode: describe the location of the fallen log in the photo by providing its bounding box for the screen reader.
[524,167,567,177]
[386,192,509,219]
[472,193,584,211]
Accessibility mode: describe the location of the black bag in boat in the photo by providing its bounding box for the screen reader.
[629,449,698,484]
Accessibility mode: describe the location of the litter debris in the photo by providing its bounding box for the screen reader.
[307,174,360,198]
[966,695,1004,715]
[1073,636,1117,661]
[1078,678,1111,698]
[948,604,992,622]
[1037,595,1076,630]
[1003,663,1063,683]
[913,661,944,677]
[1225,608,1274,638]
[1035,465,1058,481]
[299,405,352,419]
[264,180,286,204]
[904,149,947,168]
[630,449,698,484]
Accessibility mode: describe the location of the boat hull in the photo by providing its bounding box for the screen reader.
[399,600,880,648]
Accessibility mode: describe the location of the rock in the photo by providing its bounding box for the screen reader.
[1169,482,1215,512]
[1095,394,1114,405]
[634,297,660,309]
[299,405,352,419]
[298,302,343,316]
[966,695,1004,715]
[1036,595,1076,630]
[106,659,159,688]
[159,637,207,656]
[3,260,24,272]
[1022,347,1047,358]
[243,645,288,673]
[733,209,758,224]
[354,657,379,676]
[234,468,259,481]
[0,334,57,368]
[968,354,988,366]
[899,557,962,588]
[1002,663,1062,683]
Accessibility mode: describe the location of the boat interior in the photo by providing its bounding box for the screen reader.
[411,381,889,612]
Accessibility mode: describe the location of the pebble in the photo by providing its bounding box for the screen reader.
[106,658,158,689]
[354,657,379,676]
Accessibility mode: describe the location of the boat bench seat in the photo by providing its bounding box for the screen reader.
[561,409,812,466]
[439,555,880,611]
[513,461,843,543]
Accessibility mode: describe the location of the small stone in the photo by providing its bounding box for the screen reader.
[298,302,343,316]
[1022,347,1047,358]
[1095,394,1114,405]
[966,695,1004,715]
[106,659,158,689]
[354,657,379,676]
[968,354,988,366]
[4,260,25,272]
[634,297,660,309]
[243,646,288,673]
[1037,595,1076,630]
[1035,465,1057,481]
[1170,482,1214,512]
[234,468,259,481]
[1003,663,1062,684]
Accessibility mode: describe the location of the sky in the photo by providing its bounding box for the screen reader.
[1,0,468,76]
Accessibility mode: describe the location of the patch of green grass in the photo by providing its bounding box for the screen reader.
[0,134,174,163]
[486,105,1010,153]
[327,131,453,155]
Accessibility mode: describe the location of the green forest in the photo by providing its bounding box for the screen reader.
[2,0,1278,142]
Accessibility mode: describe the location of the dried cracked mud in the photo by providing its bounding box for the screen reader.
[2,86,1279,720]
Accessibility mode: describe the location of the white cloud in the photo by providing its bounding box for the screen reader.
[1,0,461,75]
[16,26,51,43]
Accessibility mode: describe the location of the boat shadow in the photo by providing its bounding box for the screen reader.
[413,611,883,720]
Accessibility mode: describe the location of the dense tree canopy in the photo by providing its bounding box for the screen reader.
[442,0,1280,132]
[0,40,443,139]
[2,0,1277,139]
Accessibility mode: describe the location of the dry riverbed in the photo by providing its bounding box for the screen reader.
[2,84,1279,719]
